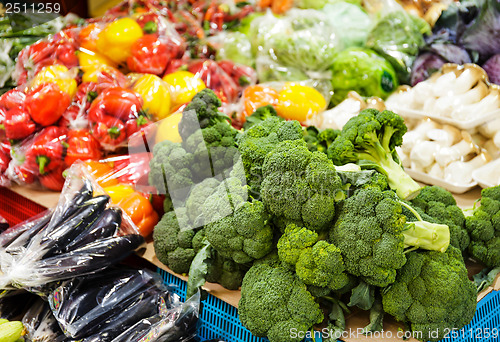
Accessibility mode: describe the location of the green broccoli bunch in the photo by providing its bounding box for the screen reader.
[200,176,249,223]
[238,263,324,342]
[261,139,344,232]
[410,186,470,252]
[330,187,450,287]
[237,116,303,199]
[204,200,274,264]
[185,178,221,225]
[327,108,421,200]
[381,246,477,342]
[465,186,500,268]
[277,224,349,291]
[303,126,340,154]
[153,208,197,274]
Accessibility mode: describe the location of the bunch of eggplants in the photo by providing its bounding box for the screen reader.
[0,179,144,290]
[48,268,199,342]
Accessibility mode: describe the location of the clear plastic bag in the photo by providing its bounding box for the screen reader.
[250,9,341,82]
[0,164,144,291]
[22,298,67,342]
[47,267,199,342]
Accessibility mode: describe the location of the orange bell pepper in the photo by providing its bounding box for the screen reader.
[81,160,118,188]
[119,192,159,237]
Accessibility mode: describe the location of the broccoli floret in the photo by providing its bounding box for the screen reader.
[304,126,340,154]
[277,224,349,290]
[381,246,477,342]
[205,200,274,264]
[261,140,344,232]
[237,116,303,199]
[185,178,221,224]
[149,140,195,197]
[178,88,230,140]
[191,229,246,290]
[238,263,324,342]
[327,108,420,200]
[242,105,278,130]
[182,121,240,180]
[465,185,500,267]
[153,209,198,274]
[330,188,450,287]
[337,169,389,197]
[200,176,248,224]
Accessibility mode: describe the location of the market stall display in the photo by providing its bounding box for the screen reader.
[0,0,500,341]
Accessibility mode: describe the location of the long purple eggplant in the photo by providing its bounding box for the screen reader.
[39,195,109,258]
[64,207,122,253]
[1,210,52,251]
[35,234,144,282]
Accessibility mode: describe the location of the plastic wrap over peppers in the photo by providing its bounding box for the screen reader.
[0,164,145,291]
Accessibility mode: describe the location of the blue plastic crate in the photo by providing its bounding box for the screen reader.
[158,268,500,342]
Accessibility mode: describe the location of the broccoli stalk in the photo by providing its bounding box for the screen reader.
[328,109,421,200]
[399,201,450,253]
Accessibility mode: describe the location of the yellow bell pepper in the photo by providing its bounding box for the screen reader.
[162,71,206,109]
[275,83,326,123]
[31,65,77,98]
[78,49,117,83]
[96,18,143,64]
[155,112,182,144]
[103,184,136,204]
[132,74,171,120]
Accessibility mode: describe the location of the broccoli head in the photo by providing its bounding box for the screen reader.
[409,186,470,252]
[185,178,221,224]
[465,185,500,267]
[381,246,477,342]
[238,263,324,342]
[261,140,344,232]
[178,88,230,140]
[277,224,349,291]
[205,200,274,264]
[327,108,420,200]
[242,104,278,130]
[153,209,197,274]
[330,187,450,287]
[237,116,303,199]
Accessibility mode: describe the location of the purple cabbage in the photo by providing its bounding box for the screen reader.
[411,52,447,85]
[483,54,500,84]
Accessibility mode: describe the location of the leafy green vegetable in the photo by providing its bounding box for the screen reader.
[322,3,372,48]
[186,239,211,298]
[367,11,430,84]
[330,48,398,104]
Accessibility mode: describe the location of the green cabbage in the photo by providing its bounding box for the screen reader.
[330,47,398,105]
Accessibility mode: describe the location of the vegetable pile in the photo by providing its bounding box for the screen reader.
[150,88,500,342]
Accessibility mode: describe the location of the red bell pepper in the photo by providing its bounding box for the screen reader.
[4,107,37,140]
[12,164,35,184]
[25,126,67,175]
[75,82,98,107]
[127,34,170,76]
[55,43,78,68]
[136,13,160,34]
[25,83,71,127]
[64,129,102,167]
[91,115,126,147]
[0,89,26,110]
[88,87,143,122]
[39,165,66,191]
[124,114,151,138]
